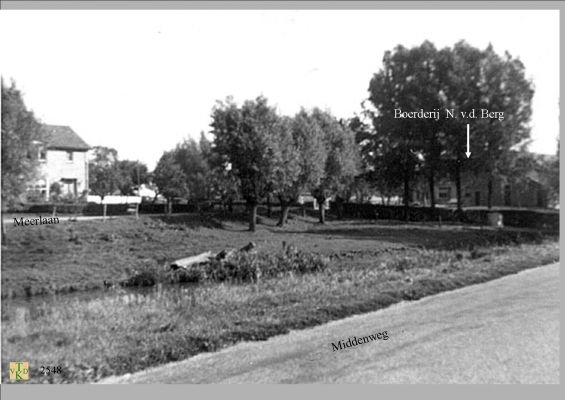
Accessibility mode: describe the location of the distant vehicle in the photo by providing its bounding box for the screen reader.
[409,201,421,207]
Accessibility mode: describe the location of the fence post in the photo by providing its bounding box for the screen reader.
[103,203,107,221]
[136,203,139,219]
[52,205,57,218]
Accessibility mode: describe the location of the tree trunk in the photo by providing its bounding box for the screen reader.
[428,168,436,209]
[248,202,258,232]
[317,198,326,224]
[487,177,493,209]
[266,195,272,218]
[277,197,290,227]
[1,211,7,246]
[403,172,410,221]
[455,159,462,211]
[278,204,290,226]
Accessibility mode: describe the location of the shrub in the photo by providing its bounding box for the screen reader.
[50,182,62,202]
[25,189,46,203]
[121,271,157,287]
[171,246,330,284]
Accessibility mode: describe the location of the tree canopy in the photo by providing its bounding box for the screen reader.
[153,150,189,211]
[210,96,280,231]
[365,41,534,211]
[1,79,43,211]
[89,146,149,198]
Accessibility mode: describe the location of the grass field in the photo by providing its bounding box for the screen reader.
[1,212,559,383]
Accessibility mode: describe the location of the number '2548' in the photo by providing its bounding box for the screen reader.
[40,366,62,375]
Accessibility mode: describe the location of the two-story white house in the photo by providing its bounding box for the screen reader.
[30,124,90,200]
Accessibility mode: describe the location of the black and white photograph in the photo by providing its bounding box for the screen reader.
[0,5,560,386]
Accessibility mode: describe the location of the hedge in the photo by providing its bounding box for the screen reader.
[26,203,87,214]
[83,204,130,216]
[138,203,199,214]
[335,202,559,231]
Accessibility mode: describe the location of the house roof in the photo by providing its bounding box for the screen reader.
[40,124,90,151]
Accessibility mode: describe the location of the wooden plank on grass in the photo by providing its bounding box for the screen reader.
[171,251,214,269]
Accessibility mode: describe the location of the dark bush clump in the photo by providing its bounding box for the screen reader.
[121,271,157,287]
[173,245,329,284]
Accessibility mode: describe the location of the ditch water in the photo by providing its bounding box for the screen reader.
[2,282,199,321]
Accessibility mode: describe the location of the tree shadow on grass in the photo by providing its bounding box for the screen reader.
[277,223,549,250]
[150,212,278,233]
[152,214,225,230]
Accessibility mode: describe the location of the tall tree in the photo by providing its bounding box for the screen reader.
[414,42,450,210]
[269,115,301,226]
[1,79,43,244]
[116,160,149,195]
[153,151,189,214]
[441,41,487,210]
[89,147,148,198]
[470,44,534,208]
[368,45,423,218]
[200,131,239,211]
[210,96,279,231]
[269,111,334,227]
[88,146,122,199]
[353,114,403,205]
[170,137,211,201]
[310,109,359,224]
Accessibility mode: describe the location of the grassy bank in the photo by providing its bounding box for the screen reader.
[1,214,559,383]
[1,213,554,298]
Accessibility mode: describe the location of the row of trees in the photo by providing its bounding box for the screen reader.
[154,96,359,230]
[360,40,536,211]
[152,41,560,229]
[2,40,558,239]
[88,146,149,199]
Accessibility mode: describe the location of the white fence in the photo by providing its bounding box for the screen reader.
[87,195,142,204]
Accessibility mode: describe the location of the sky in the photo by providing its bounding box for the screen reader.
[0,9,559,170]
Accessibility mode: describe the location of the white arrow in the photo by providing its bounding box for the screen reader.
[465,124,471,158]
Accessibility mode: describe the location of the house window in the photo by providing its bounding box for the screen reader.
[438,187,451,200]
[66,151,74,162]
